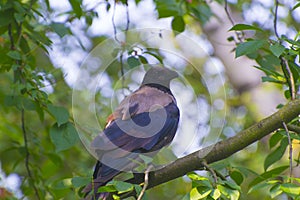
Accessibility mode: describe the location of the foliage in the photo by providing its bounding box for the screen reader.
[0,0,300,200]
[0,0,96,199]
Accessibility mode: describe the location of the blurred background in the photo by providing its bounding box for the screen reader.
[0,0,299,199]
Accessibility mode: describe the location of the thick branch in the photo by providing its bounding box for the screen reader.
[129,99,300,189]
[287,124,300,134]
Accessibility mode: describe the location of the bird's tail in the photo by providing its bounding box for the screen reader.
[83,182,110,200]
[83,161,120,200]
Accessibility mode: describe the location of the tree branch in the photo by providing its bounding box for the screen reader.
[287,124,300,134]
[128,99,300,190]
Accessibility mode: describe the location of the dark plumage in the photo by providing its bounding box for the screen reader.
[83,67,180,199]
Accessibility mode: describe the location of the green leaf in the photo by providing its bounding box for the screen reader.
[7,51,22,60]
[14,13,25,23]
[0,9,13,27]
[190,4,212,25]
[190,187,212,200]
[139,55,148,64]
[71,177,90,188]
[256,54,281,71]
[270,43,285,57]
[52,178,72,189]
[269,131,284,149]
[280,183,300,197]
[210,188,221,200]
[222,180,241,191]
[134,184,142,194]
[13,1,27,15]
[270,184,282,199]
[248,181,269,194]
[20,36,31,54]
[229,170,244,185]
[46,153,63,166]
[284,89,291,99]
[120,0,128,5]
[98,185,117,193]
[106,3,111,11]
[181,193,190,200]
[289,62,300,82]
[22,98,36,111]
[51,23,70,38]
[229,24,262,31]
[254,65,283,78]
[155,0,181,18]
[234,166,259,177]
[187,172,209,181]
[48,104,69,126]
[112,194,120,200]
[35,101,45,121]
[144,51,163,63]
[235,40,265,58]
[69,0,82,17]
[127,56,140,68]
[261,76,284,84]
[49,122,79,152]
[282,35,300,47]
[4,95,21,108]
[171,16,185,33]
[113,181,134,193]
[249,165,289,188]
[217,185,240,200]
[264,137,288,171]
[292,2,300,10]
[139,154,153,164]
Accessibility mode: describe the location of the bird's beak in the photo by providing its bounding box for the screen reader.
[165,68,178,80]
[170,70,179,80]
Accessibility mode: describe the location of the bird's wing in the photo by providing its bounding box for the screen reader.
[90,85,179,157]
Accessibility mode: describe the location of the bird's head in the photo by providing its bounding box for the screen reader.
[141,67,178,88]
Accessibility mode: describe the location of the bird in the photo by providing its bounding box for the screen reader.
[83,67,180,200]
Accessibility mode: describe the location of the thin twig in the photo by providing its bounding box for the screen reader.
[125,2,130,31]
[274,0,280,40]
[92,178,96,200]
[282,122,293,182]
[280,57,296,100]
[224,0,244,43]
[112,1,128,94]
[137,166,152,200]
[224,0,235,26]
[120,51,126,95]
[112,0,120,43]
[22,110,40,199]
[202,160,218,188]
[8,24,15,50]
[215,169,227,181]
